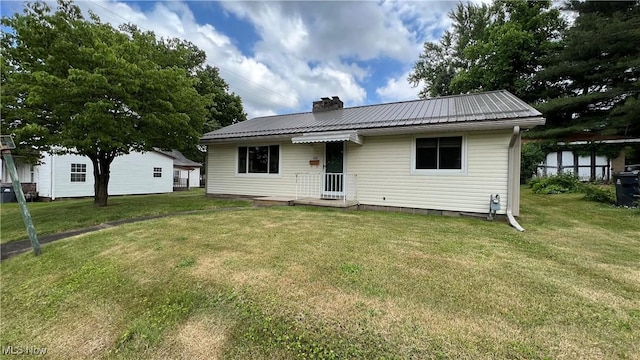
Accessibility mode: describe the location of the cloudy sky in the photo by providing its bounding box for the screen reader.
[2,1,466,119]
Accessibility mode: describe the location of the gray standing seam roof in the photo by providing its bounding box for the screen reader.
[154,149,202,168]
[201,90,542,141]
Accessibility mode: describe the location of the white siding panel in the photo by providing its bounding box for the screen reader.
[51,152,173,198]
[207,131,512,214]
[347,131,511,214]
[52,154,94,198]
[37,154,52,198]
[108,152,173,195]
[207,142,323,197]
[174,167,201,188]
[188,168,201,188]
[0,159,31,183]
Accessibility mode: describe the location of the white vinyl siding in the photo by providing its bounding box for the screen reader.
[207,142,323,197]
[347,130,511,214]
[0,158,32,184]
[36,154,52,198]
[174,167,202,188]
[206,130,513,214]
[41,151,173,198]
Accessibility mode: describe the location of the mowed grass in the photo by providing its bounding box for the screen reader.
[1,188,639,359]
[0,189,250,243]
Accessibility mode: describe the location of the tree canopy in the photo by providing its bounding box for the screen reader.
[409,0,639,142]
[409,0,565,103]
[1,0,245,206]
[535,0,640,138]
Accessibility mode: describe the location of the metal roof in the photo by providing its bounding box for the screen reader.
[154,149,202,168]
[202,90,543,142]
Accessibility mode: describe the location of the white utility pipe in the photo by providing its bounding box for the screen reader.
[507,126,525,232]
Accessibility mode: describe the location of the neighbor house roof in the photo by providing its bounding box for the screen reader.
[201,90,544,143]
[153,149,201,168]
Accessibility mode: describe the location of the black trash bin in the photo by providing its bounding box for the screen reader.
[0,185,17,203]
[612,172,640,207]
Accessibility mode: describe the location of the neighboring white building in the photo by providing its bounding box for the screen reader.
[538,151,610,181]
[154,149,202,190]
[201,90,545,226]
[0,149,201,200]
[536,139,640,181]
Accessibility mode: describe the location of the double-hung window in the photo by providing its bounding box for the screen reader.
[238,145,279,174]
[414,136,464,172]
[153,167,162,178]
[70,163,87,182]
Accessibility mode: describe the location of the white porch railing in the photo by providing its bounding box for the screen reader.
[295,173,357,202]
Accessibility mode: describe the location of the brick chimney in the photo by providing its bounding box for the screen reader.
[312,96,343,112]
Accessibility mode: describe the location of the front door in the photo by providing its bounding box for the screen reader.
[323,142,344,197]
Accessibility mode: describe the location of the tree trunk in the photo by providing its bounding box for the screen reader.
[89,152,115,207]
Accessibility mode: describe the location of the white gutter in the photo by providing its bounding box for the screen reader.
[507,126,524,232]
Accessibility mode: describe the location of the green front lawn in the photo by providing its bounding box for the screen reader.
[0,189,250,243]
[1,189,639,359]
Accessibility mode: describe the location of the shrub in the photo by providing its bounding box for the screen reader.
[582,185,616,204]
[521,142,547,184]
[529,173,583,194]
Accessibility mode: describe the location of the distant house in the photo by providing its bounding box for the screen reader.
[201,90,545,229]
[0,149,201,200]
[154,149,202,190]
[536,137,640,181]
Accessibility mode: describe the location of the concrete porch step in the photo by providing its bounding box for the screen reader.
[253,196,296,207]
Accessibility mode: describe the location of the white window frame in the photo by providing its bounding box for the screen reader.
[70,163,87,182]
[153,167,163,178]
[411,134,467,175]
[236,144,281,177]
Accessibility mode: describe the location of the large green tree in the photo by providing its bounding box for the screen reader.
[535,0,640,138]
[1,1,212,206]
[409,0,565,103]
[179,65,246,162]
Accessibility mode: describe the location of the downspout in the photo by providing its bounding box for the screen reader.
[50,153,55,201]
[507,126,525,232]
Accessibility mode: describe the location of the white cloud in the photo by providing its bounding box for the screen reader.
[44,0,457,118]
[376,70,420,103]
[221,1,419,62]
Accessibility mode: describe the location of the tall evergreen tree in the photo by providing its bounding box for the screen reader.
[535,0,640,138]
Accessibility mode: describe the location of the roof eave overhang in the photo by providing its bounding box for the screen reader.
[357,117,545,137]
[174,164,202,169]
[200,117,546,144]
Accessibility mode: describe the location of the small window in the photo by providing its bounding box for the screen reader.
[70,163,86,182]
[415,136,463,171]
[153,167,162,178]
[238,145,280,174]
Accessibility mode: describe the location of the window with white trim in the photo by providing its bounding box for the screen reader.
[70,163,87,182]
[153,167,162,178]
[238,145,279,174]
[414,136,463,171]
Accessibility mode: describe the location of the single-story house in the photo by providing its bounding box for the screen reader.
[536,137,640,181]
[201,90,545,230]
[0,149,201,200]
[154,149,203,190]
